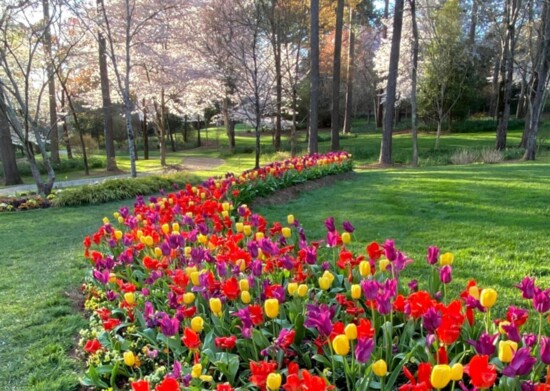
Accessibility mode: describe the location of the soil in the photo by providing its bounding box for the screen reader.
[250,171,357,209]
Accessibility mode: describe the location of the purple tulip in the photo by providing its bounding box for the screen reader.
[304,304,334,337]
[439,265,452,284]
[92,269,110,284]
[355,338,374,363]
[384,239,397,262]
[468,332,498,355]
[423,307,442,334]
[523,333,537,348]
[502,323,521,342]
[361,279,379,300]
[540,336,550,364]
[534,289,550,313]
[305,246,317,265]
[427,246,440,265]
[159,314,179,336]
[394,252,413,273]
[342,221,355,233]
[408,279,419,293]
[516,276,536,299]
[502,347,536,377]
[327,231,338,247]
[324,217,336,232]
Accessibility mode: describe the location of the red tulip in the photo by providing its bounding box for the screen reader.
[181,327,201,351]
[464,355,497,389]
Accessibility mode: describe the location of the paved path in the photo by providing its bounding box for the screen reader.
[0,157,225,197]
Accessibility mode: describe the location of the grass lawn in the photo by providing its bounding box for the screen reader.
[1,139,550,389]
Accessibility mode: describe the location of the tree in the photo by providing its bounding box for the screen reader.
[330,0,344,151]
[409,0,419,167]
[343,6,356,135]
[523,0,550,160]
[309,0,320,154]
[96,0,118,172]
[418,0,470,149]
[0,90,22,185]
[379,0,404,164]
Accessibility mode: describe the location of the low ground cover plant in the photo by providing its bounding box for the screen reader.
[79,151,550,390]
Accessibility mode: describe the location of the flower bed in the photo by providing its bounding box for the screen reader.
[79,151,550,391]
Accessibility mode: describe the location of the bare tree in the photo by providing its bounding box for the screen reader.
[330,0,344,151]
[309,0,320,154]
[343,7,355,135]
[409,0,419,167]
[379,0,404,165]
[0,89,22,185]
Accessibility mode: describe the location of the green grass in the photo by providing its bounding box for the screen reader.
[0,199,132,391]
[256,162,550,319]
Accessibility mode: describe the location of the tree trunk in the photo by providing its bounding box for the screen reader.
[60,89,73,159]
[343,8,355,135]
[274,38,282,151]
[331,0,344,151]
[291,86,298,156]
[43,0,60,165]
[489,58,500,118]
[379,0,404,165]
[97,0,117,172]
[142,99,149,159]
[196,115,202,147]
[516,75,527,118]
[410,0,419,167]
[0,92,23,185]
[308,0,320,154]
[223,94,235,152]
[157,90,167,166]
[524,0,550,160]
[376,0,390,129]
[468,0,478,46]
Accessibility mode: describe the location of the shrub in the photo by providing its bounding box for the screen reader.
[480,148,503,164]
[450,149,479,165]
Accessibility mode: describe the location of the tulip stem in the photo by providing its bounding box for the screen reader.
[328,337,337,386]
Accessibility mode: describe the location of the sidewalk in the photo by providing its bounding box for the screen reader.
[0,157,225,197]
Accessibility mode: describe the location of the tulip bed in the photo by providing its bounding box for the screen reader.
[80,151,550,391]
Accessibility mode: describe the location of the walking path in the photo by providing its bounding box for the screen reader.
[0,157,225,197]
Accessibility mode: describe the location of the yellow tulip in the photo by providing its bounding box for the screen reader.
[209,298,222,316]
[172,222,180,232]
[239,279,250,292]
[359,260,371,277]
[191,363,202,378]
[124,292,135,305]
[200,375,213,382]
[342,232,351,244]
[431,365,451,389]
[123,351,135,366]
[379,258,390,272]
[468,285,480,300]
[480,288,498,308]
[440,252,454,265]
[222,202,230,211]
[266,373,282,390]
[498,340,517,363]
[345,324,358,340]
[287,214,295,225]
[322,270,335,284]
[198,234,207,244]
[287,282,298,296]
[297,284,308,297]
[185,265,196,276]
[351,284,361,299]
[144,236,154,247]
[222,211,229,218]
[115,230,123,240]
[264,298,279,319]
[154,247,163,258]
[183,292,196,304]
[282,227,291,238]
[113,212,120,219]
[235,222,244,232]
[332,334,350,355]
[450,363,463,381]
[191,271,201,286]
[102,217,110,225]
[161,223,170,234]
[118,216,124,224]
[318,276,331,291]
[191,316,204,332]
[255,232,265,240]
[243,225,252,236]
[372,359,388,377]
[184,246,192,257]
[109,273,117,283]
[241,291,251,304]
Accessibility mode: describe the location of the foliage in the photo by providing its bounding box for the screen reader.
[79,153,550,390]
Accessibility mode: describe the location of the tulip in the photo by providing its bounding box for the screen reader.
[191,316,204,332]
[282,227,291,238]
[359,260,371,277]
[498,340,518,363]
[124,292,135,305]
[265,298,279,319]
[318,276,331,291]
[287,282,298,296]
[480,288,497,308]
[322,270,335,284]
[498,321,511,335]
[235,222,244,233]
[440,252,454,265]
[239,279,250,292]
[332,334,350,355]
[191,271,201,286]
[255,232,264,240]
[266,373,282,390]
[154,247,163,258]
[183,292,195,304]
[372,359,388,377]
[341,232,351,244]
[287,214,295,225]
[115,230,123,240]
[161,223,170,234]
[297,284,308,297]
[191,363,202,378]
[540,336,550,364]
[209,298,222,316]
[345,324,358,340]
[222,202,230,211]
[243,225,252,236]
[379,258,390,272]
[431,364,451,389]
[241,291,251,304]
[450,363,463,381]
[351,284,361,299]
[172,222,180,232]
[123,351,135,366]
